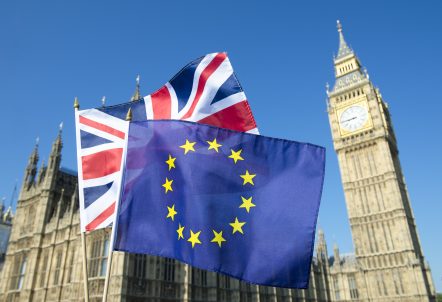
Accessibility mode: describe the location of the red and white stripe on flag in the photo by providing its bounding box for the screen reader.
[75,109,129,232]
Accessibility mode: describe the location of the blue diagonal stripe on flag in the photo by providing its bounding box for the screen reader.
[84,181,114,209]
[80,130,113,149]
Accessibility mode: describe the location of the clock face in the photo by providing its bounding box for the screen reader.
[339,105,368,132]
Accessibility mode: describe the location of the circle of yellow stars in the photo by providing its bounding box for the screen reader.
[162,137,257,249]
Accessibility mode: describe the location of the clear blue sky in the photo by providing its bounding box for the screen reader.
[1,0,441,292]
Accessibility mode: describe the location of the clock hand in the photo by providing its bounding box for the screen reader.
[342,117,357,123]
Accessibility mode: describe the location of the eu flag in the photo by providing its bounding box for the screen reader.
[114,120,325,288]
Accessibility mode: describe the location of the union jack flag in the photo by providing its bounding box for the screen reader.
[75,52,258,232]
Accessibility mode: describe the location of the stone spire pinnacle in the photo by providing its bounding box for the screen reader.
[54,122,63,149]
[24,137,39,187]
[333,242,339,251]
[32,137,39,159]
[130,75,141,102]
[333,242,340,265]
[48,124,63,173]
[316,227,328,262]
[317,227,325,242]
[38,159,46,183]
[336,20,353,59]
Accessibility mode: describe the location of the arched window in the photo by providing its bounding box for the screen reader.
[53,250,63,285]
[348,274,359,299]
[9,254,27,290]
[67,248,76,283]
[89,234,109,277]
[333,277,340,300]
[39,250,49,287]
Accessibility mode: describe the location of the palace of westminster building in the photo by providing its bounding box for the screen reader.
[0,21,436,302]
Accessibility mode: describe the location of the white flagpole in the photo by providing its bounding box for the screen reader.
[102,229,115,302]
[81,233,90,302]
[74,98,90,302]
[102,107,132,302]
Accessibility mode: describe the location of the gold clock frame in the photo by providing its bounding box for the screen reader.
[336,99,373,137]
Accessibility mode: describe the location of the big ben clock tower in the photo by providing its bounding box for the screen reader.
[327,21,435,301]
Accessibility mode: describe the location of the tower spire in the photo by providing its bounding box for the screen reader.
[130,75,141,102]
[330,20,365,93]
[24,137,39,188]
[48,123,63,172]
[37,159,46,183]
[316,227,329,262]
[333,242,340,266]
[55,122,63,149]
[56,123,63,148]
[336,20,353,59]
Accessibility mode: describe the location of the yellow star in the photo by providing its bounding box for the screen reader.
[228,149,244,163]
[207,138,222,152]
[240,170,256,186]
[165,154,176,170]
[162,177,173,193]
[229,217,246,234]
[211,230,226,247]
[180,139,196,154]
[187,230,202,248]
[239,196,256,213]
[166,204,177,221]
[177,223,185,240]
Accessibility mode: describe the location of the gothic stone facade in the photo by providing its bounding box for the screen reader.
[0,22,436,302]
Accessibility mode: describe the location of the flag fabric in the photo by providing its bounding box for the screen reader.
[143,52,258,133]
[114,120,325,288]
[75,109,129,231]
[75,52,258,232]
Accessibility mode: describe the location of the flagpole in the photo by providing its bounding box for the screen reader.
[74,97,90,302]
[102,227,115,302]
[81,232,90,302]
[102,107,132,302]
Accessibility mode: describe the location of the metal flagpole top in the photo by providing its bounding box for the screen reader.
[74,97,80,110]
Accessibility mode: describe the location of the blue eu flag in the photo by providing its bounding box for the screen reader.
[114,120,325,288]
